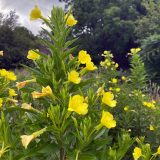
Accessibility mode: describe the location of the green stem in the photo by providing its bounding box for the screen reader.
[76,150,80,160]
[60,147,65,160]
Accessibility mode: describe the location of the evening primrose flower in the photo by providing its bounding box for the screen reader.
[121,76,126,81]
[65,13,77,26]
[111,78,117,84]
[6,71,17,81]
[102,92,117,107]
[0,69,7,77]
[124,106,128,111]
[115,63,119,68]
[149,125,154,131]
[78,50,91,64]
[9,88,17,97]
[85,61,97,71]
[22,103,33,110]
[133,147,142,160]
[130,48,141,55]
[32,86,53,99]
[7,98,18,105]
[100,111,116,129]
[0,98,3,108]
[0,69,17,81]
[16,81,27,89]
[97,86,105,96]
[27,50,40,60]
[42,86,53,95]
[68,95,88,115]
[21,127,46,149]
[21,135,34,149]
[68,70,81,84]
[143,101,155,109]
[30,5,42,21]
[16,78,36,90]
[115,88,120,92]
[157,146,160,154]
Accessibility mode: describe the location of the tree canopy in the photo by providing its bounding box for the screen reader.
[0,11,39,69]
[60,0,146,68]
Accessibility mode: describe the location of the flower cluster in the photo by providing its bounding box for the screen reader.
[0,69,17,81]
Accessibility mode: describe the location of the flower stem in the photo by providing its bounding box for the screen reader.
[60,148,65,160]
[76,150,80,160]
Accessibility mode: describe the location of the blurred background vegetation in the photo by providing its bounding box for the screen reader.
[0,0,160,83]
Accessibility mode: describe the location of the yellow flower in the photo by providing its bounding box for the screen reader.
[111,78,117,84]
[9,88,17,97]
[149,125,154,131]
[27,50,40,60]
[0,98,3,108]
[102,92,117,107]
[100,111,116,129]
[106,62,111,66]
[7,98,18,105]
[32,91,44,99]
[133,147,142,160]
[85,61,97,71]
[143,101,155,109]
[121,76,125,80]
[16,79,36,90]
[30,5,42,21]
[68,70,81,84]
[115,88,120,92]
[157,146,160,154]
[0,69,7,77]
[6,71,17,81]
[21,135,35,149]
[78,50,91,64]
[130,48,141,55]
[21,128,46,149]
[65,13,77,26]
[32,86,53,99]
[0,69,16,81]
[124,106,128,111]
[68,95,88,115]
[115,63,119,68]
[0,51,4,56]
[22,103,33,110]
[16,81,27,89]
[42,86,53,95]
[97,86,105,96]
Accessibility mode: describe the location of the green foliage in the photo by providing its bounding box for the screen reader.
[0,11,39,69]
[60,0,145,68]
[129,53,147,89]
[140,34,160,83]
[135,0,160,42]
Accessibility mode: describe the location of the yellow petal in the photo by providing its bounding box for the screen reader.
[30,5,42,21]
[68,70,81,84]
[65,13,77,26]
[21,135,35,149]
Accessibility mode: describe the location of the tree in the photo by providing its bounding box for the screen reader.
[1,10,19,29]
[135,0,160,42]
[0,11,39,69]
[60,0,145,68]
[135,0,160,83]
